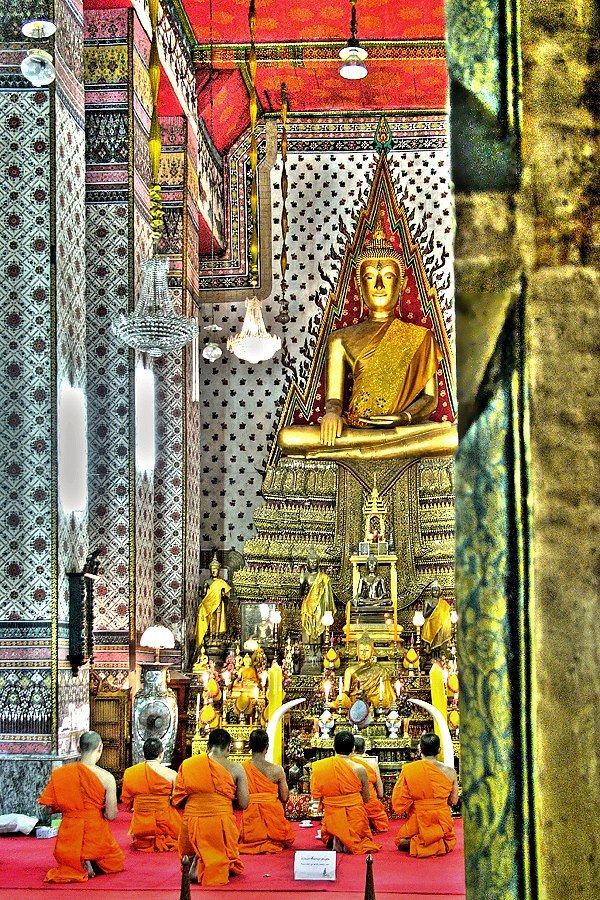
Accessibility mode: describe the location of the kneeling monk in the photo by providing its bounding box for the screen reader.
[239,728,295,853]
[310,731,380,854]
[38,731,125,882]
[121,737,181,851]
[351,736,389,833]
[392,732,459,857]
[173,728,248,885]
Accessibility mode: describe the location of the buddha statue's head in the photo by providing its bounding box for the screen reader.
[209,554,220,577]
[356,632,375,663]
[307,550,319,572]
[366,554,378,574]
[355,216,407,318]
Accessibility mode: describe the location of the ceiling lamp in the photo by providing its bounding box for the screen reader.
[202,307,223,361]
[111,0,197,357]
[227,295,281,363]
[339,0,368,80]
[20,19,57,87]
[227,0,281,363]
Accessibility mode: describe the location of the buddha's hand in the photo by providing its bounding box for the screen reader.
[358,412,411,427]
[320,410,344,446]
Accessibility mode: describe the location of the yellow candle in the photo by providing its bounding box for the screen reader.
[379,676,383,701]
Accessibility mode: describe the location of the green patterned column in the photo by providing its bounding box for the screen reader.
[456,304,536,899]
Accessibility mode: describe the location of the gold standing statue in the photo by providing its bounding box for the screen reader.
[278,216,456,459]
[196,555,230,651]
[299,550,336,643]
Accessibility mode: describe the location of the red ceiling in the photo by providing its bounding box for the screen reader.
[184,0,445,43]
[83,0,448,150]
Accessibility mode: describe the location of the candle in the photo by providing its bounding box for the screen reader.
[195,692,200,720]
[338,676,343,699]
[379,676,384,702]
[222,687,227,705]
[324,679,331,702]
[394,679,401,698]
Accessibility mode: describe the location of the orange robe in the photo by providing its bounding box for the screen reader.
[121,762,181,852]
[38,763,125,883]
[392,759,456,857]
[172,753,244,885]
[354,757,389,833]
[310,756,380,854]
[238,761,295,854]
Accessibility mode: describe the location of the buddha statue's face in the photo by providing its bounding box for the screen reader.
[210,562,220,576]
[358,257,404,316]
[357,641,374,662]
[367,556,377,574]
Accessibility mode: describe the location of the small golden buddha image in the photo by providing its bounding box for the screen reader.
[343,631,395,708]
[278,216,456,460]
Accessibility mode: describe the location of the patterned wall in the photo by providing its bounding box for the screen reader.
[198,114,454,552]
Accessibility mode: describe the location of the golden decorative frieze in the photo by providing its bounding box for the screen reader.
[84,45,128,84]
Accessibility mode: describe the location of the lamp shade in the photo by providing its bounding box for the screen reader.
[321,611,334,627]
[412,609,425,628]
[140,624,175,650]
[339,44,368,80]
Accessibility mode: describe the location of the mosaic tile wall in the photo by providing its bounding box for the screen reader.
[198,115,454,552]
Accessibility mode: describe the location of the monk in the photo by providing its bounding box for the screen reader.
[310,730,380,854]
[173,727,249,885]
[239,728,295,854]
[392,732,459,857]
[351,736,389,833]
[121,737,181,852]
[38,731,125,883]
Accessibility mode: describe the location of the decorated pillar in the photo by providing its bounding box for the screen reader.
[0,0,88,811]
[84,6,153,685]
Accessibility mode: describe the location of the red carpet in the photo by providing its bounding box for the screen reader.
[0,811,465,898]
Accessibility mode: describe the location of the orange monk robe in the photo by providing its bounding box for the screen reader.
[311,756,380,854]
[172,753,244,885]
[238,761,295,854]
[38,763,125,883]
[392,759,456,857]
[353,758,389,833]
[121,762,181,852]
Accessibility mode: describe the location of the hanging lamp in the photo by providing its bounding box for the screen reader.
[111,0,197,357]
[339,0,368,80]
[227,0,281,363]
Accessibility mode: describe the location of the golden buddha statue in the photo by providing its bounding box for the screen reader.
[421,581,453,651]
[277,218,456,460]
[299,550,336,642]
[343,632,395,708]
[195,555,230,650]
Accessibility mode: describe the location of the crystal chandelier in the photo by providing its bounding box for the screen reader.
[111,0,197,357]
[113,257,197,356]
[227,0,280,363]
[227,295,281,363]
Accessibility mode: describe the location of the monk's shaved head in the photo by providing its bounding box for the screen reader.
[353,736,366,753]
[79,731,102,753]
